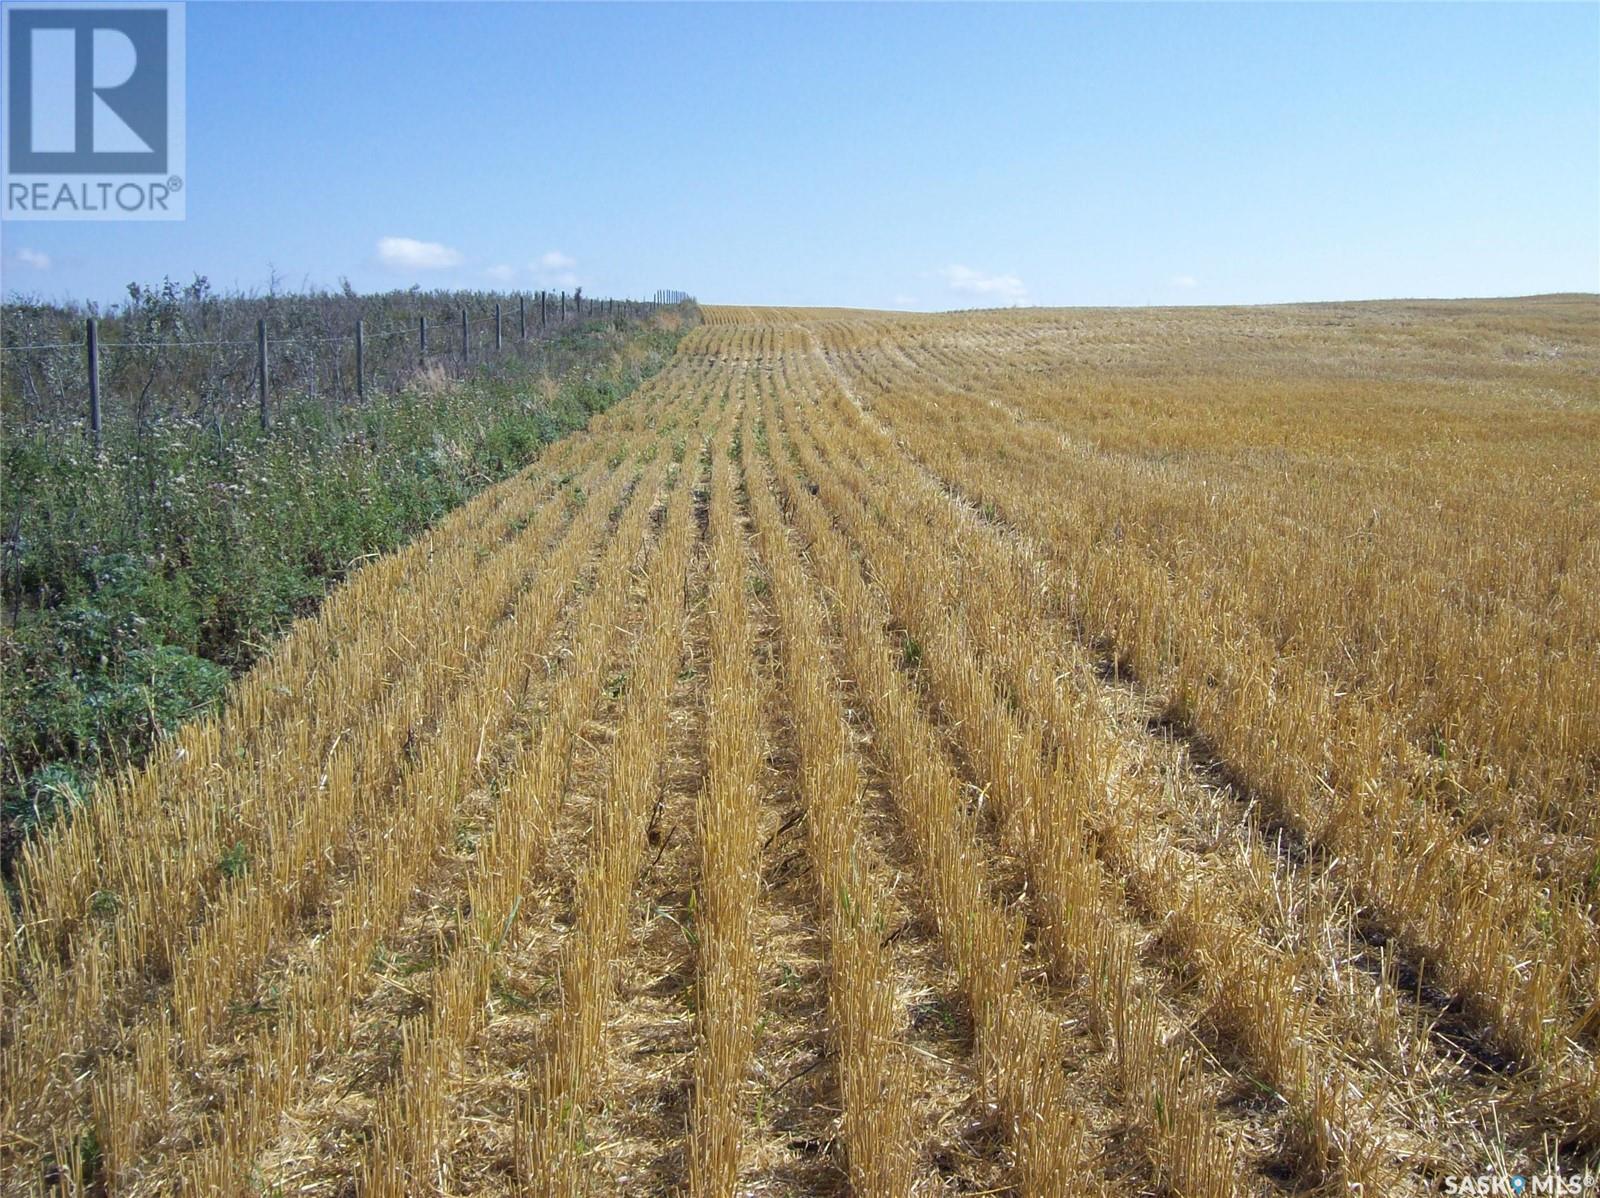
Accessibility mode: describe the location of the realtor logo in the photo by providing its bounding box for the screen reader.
[3,2,185,219]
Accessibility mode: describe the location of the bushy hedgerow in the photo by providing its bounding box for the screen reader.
[1,310,695,871]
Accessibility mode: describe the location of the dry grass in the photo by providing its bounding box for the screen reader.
[687,396,764,1194]
[3,297,1595,1196]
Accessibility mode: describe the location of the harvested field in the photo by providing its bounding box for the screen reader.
[4,296,1597,1196]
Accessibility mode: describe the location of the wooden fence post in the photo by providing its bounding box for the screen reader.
[420,315,428,365]
[560,291,566,321]
[495,303,502,351]
[519,294,527,340]
[257,320,272,430]
[461,308,469,363]
[355,319,365,400]
[86,317,101,450]
[540,290,547,326]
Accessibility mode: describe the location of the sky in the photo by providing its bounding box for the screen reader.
[2,1,1597,310]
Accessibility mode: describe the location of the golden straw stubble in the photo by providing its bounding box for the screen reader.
[8,300,1593,1198]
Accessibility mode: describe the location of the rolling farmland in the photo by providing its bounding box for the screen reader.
[3,297,1597,1196]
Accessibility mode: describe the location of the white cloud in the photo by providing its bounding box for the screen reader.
[484,263,516,283]
[1169,274,1199,289]
[16,247,51,270]
[376,236,462,271]
[938,264,1028,305]
[531,250,580,290]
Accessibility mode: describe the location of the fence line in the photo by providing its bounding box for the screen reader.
[2,290,696,438]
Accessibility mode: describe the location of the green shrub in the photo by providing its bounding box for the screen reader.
[1,309,694,868]
[6,763,83,837]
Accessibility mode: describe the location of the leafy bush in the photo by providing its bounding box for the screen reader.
[1,301,696,871]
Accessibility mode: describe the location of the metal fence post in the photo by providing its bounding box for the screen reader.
[495,302,502,351]
[540,290,547,326]
[257,319,271,430]
[86,317,101,449]
[519,293,527,340]
[419,315,428,365]
[461,308,469,363]
[560,291,566,321]
[355,319,365,400]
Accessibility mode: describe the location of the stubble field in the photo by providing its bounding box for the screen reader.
[4,295,1597,1196]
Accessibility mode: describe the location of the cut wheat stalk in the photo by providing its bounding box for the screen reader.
[515,440,704,1196]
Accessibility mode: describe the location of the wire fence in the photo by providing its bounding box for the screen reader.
[2,289,696,446]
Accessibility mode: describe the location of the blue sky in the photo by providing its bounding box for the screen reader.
[3,1,1597,310]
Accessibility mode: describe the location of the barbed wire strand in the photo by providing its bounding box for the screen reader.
[4,302,657,357]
